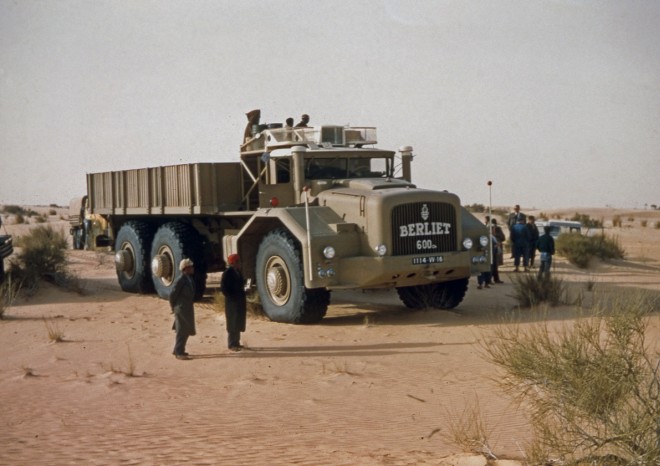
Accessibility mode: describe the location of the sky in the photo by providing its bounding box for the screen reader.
[1,0,659,210]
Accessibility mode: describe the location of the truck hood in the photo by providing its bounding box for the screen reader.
[329,178,415,191]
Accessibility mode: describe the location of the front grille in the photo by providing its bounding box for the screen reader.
[391,202,457,256]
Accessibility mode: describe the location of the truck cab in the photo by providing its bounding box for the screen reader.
[233,123,490,322]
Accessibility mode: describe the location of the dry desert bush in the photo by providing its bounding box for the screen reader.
[556,233,625,268]
[43,318,65,342]
[510,274,567,308]
[483,291,659,465]
[8,224,82,294]
[443,396,498,460]
[570,212,604,229]
[0,278,20,319]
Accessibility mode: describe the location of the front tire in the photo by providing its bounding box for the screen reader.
[397,278,469,310]
[255,229,329,324]
[150,222,206,300]
[114,222,154,294]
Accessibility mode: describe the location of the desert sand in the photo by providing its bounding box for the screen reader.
[1,206,658,465]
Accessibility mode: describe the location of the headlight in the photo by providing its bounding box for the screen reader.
[462,238,473,250]
[323,246,336,259]
[479,235,489,248]
[375,244,387,256]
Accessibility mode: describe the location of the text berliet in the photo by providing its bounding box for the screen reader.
[399,222,451,237]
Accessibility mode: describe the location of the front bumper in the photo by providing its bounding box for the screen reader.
[322,251,473,290]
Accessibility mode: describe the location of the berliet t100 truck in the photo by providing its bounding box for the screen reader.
[70,121,490,323]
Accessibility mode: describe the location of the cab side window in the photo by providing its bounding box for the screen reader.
[270,158,290,184]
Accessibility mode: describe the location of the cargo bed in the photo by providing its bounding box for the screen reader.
[87,163,244,215]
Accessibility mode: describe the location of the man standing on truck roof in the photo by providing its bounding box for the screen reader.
[295,114,310,127]
[221,254,247,352]
[244,109,261,142]
[170,259,196,360]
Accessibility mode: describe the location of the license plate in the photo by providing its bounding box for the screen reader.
[412,256,444,265]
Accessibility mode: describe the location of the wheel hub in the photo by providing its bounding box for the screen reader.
[264,256,291,306]
[267,266,286,296]
[115,249,134,273]
[151,254,173,279]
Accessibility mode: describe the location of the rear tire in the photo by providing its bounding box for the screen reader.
[114,222,154,294]
[397,278,469,310]
[256,229,329,324]
[150,222,206,300]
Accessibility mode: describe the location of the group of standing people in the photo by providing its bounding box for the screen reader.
[507,205,539,272]
[507,204,555,279]
[478,205,556,289]
[169,254,247,360]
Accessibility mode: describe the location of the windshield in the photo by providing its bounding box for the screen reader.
[305,156,392,180]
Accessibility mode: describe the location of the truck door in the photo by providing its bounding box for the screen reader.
[259,156,295,207]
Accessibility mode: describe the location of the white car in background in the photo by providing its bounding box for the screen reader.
[535,220,583,238]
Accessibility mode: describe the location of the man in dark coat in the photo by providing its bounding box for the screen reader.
[511,215,531,272]
[507,204,524,231]
[507,204,524,258]
[220,254,246,351]
[169,258,196,360]
[537,226,555,280]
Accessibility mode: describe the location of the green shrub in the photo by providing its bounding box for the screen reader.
[8,225,70,293]
[2,205,26,215]
[14,213,25,224]
[48,209,57,216]
[556,233,625,268]
[570,212,603,228]
[491,208,508,220]
[510,274,567,307]
[483,292,660,465]
[465,203,486,213]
